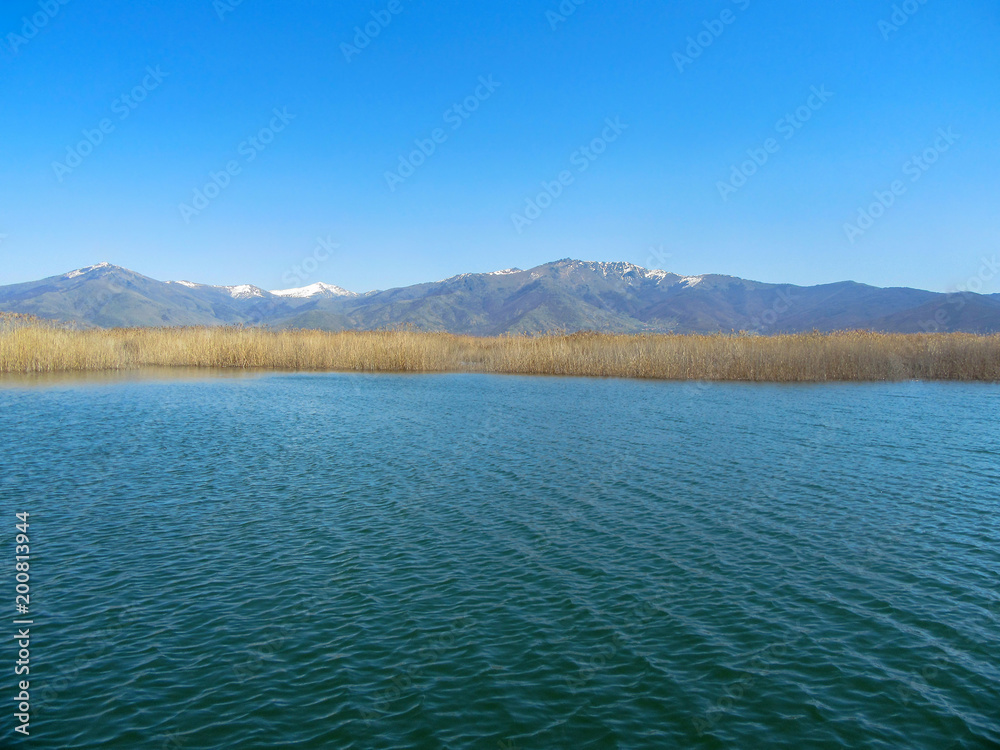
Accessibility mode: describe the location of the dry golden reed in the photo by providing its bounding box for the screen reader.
[1,315,998,381]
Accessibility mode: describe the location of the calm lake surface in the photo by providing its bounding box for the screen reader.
[1,373,998,749]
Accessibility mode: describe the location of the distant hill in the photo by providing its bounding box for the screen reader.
[1,259,997,334]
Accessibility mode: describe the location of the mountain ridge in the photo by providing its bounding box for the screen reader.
[1,259,997,335]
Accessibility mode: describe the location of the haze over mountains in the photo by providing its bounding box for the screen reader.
[1,259,998,335]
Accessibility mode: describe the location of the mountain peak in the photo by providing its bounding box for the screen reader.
[222,284,267,300]
[6,258,993,335]
[63,262,120,279]
[270,282,357,299]
[542,259,678,281]
[486,268,522,276]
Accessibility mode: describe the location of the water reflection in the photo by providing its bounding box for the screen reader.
[0,366,266,389]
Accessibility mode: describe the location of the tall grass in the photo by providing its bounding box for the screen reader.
[1,315,998,381]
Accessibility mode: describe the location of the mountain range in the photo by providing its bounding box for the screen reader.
[1,259,998,335]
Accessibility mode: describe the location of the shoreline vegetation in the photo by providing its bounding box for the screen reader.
[1,315,998,381]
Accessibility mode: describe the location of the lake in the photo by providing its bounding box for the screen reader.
[1,372,998,749]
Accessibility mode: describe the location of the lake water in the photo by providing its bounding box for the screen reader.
[1,372,998,749]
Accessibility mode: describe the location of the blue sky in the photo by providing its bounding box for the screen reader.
[1,0,997,293]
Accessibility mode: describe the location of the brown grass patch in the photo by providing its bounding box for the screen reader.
[1,315,998,381]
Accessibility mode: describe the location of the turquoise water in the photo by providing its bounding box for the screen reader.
[1,373,998,749]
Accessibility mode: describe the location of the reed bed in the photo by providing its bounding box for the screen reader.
[1,315,998,381]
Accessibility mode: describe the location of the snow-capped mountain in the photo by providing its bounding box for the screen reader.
[166,281,274,299]
[64,261,115,279]
[2,258,999,334]
[220,284,268,300]
[269,282,358,299]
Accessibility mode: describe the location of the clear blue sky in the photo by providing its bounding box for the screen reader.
[1,0,997,293]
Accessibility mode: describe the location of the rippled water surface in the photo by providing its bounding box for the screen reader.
[1,373,998,749]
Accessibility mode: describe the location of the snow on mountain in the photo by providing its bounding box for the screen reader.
[222,284,267,299]
[561,260,683,284]
[437,266,520,282]
[269,282,357,298]
[166,279,268,298]
[569,260,650,278]
[3,257,993,334]
[64,262,113,279]
[166,278,356,299]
